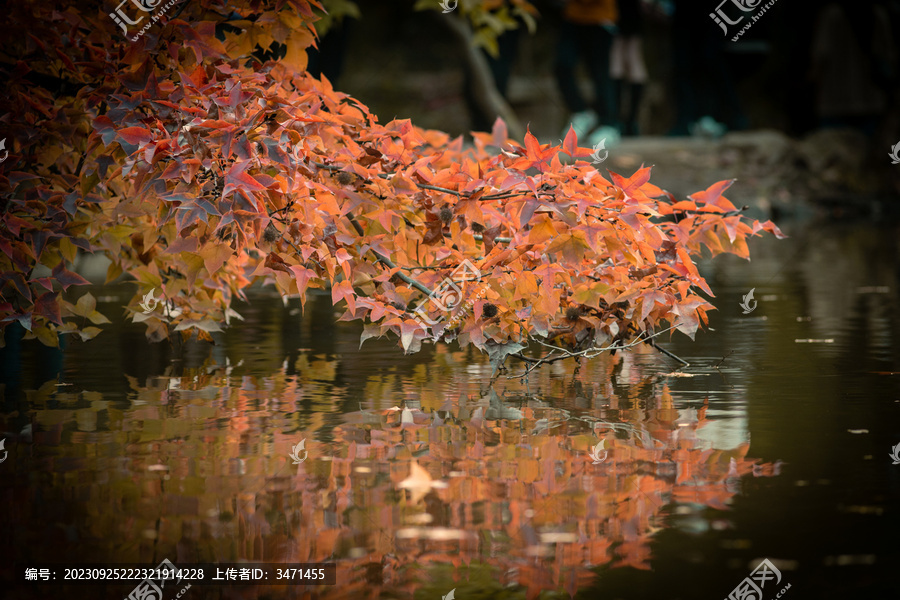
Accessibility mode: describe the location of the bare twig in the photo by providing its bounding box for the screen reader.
[644,338,690,367]
[504,324,683,379]
[262,215,434,300]
[713,350,734,388]
[443,232,513,244]
[713,350,733,369]
[310,161,529,208]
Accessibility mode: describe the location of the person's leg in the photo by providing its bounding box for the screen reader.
[554,20,588,114]
[610,35,626,132]
[557,21,599,139]
[625,36,648,135]
[700,30,747,130]
[624,84,644,136]
[669,4,698,135]
[583,24,617,126]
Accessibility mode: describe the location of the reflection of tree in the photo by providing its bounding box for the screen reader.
[301,379,780,598]
[7,348,780,599]
[312,396,772,597]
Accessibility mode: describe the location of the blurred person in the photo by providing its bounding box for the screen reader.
[767,0,819,136]
[810,0,896,136]
[667,0,746,137]
[554,0,621,145]
[610,0,649,136]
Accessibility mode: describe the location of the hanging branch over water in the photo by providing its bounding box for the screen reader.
[0,0,785,365]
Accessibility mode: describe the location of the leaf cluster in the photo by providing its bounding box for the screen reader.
[0,0,784,354]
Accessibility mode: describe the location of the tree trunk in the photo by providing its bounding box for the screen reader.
[442,15,525,142]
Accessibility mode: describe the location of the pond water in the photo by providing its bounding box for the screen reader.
[1,216,898,599]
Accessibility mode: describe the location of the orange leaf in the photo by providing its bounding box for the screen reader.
[690,180,737,211]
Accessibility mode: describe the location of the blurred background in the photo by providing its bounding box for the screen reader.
[307,0,900,212]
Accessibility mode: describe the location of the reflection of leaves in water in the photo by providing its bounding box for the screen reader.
[322,393,778,595]
[485,340,527,376]
[398,461,447,504]
[16,349,783,599]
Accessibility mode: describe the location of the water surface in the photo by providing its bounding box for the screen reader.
[1,217,898,599]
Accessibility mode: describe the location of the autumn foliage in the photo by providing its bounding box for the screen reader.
[0,0,783,356]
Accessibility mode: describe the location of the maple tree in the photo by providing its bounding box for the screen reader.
[0,0,784,365]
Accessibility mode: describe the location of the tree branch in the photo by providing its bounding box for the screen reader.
[504,324,685,379]
[344,212,434,297]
